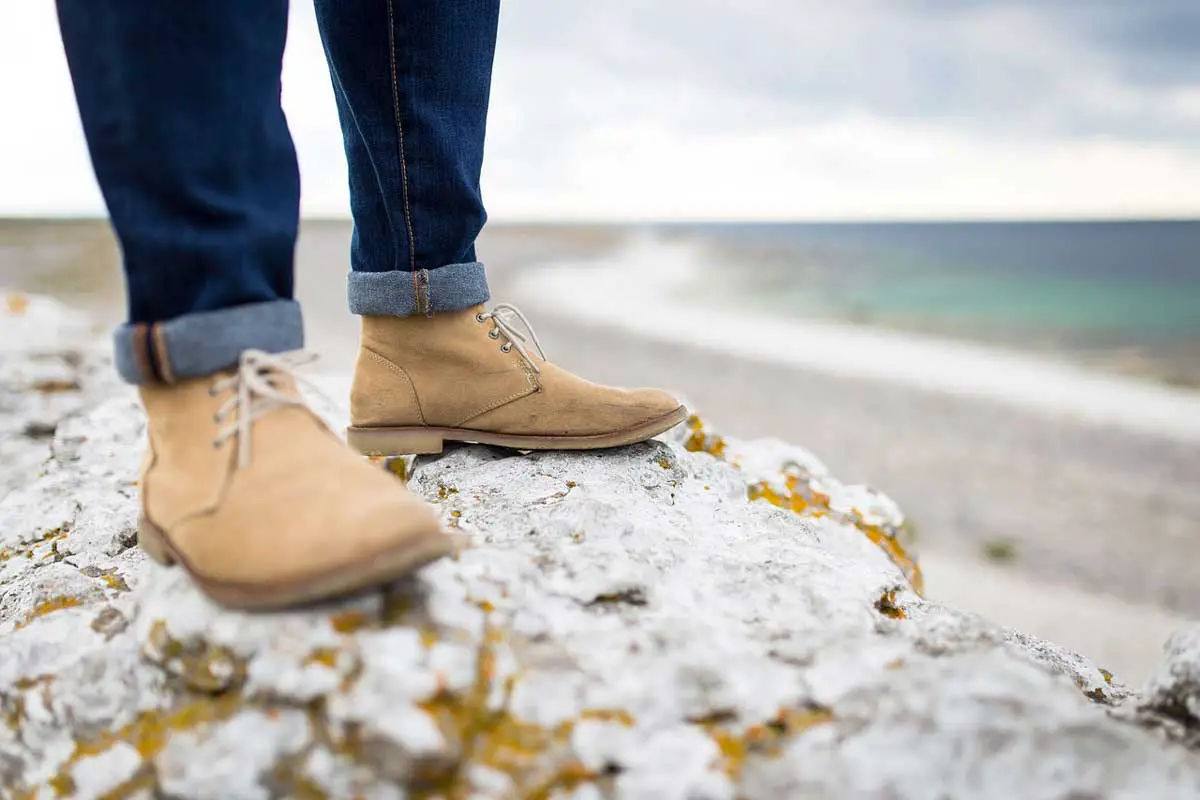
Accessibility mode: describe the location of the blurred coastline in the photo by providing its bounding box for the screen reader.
[660,220,1200,389]
[6,217,1198,387]
[2,217,1198,682]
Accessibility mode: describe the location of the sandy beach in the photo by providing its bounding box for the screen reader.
[1,218,1196,683]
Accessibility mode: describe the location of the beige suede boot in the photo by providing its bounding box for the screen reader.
[138,350,453,610]
[346,304,687,456]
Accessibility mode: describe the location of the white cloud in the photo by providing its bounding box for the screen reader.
[495,114,1200,221]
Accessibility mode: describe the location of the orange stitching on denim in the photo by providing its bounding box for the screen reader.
[150,323,175,384]
[386,0,419,307]
[130,325,155,384]
[417,269,432,316]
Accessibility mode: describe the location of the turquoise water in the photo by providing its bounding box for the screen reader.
[665,221,1200,384]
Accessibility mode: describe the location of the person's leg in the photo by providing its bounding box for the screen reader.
[313,0,496,317]
[56,0,450,609]
[58,0,303,384]
[315,0,686,456]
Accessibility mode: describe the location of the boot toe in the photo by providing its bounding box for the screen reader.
[630,387,684,417]
[167,437,451,604]
[607,387,685,432]
[318,453,451,567]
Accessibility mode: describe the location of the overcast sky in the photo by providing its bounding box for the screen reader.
[2,1,1198,220]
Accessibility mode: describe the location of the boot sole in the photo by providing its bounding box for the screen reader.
[137,517,456,611]
[345,405,689,457]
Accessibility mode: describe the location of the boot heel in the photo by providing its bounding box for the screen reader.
[346,426,445,457]
[137,517,176,566]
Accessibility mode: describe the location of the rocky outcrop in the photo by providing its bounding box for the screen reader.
[1,293,1198,799]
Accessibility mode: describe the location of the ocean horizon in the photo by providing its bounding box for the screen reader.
[643,219,1200,388]
[2,216,1198,386]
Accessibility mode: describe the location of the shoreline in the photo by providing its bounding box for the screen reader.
[511,235,1200,444]
[652,221,1200,391]
[3,217,1197,393]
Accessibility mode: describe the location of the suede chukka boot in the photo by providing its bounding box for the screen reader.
[138,349,452,610]
[346,303,687,456]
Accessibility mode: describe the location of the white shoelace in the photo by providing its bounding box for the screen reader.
[210,349,322,467]
[476,303,547,374]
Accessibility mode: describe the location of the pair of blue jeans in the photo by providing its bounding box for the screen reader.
[56,0,499,384]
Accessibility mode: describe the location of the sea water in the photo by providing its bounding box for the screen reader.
[661,220,1200,385]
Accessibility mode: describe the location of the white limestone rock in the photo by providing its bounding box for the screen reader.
[0,291,119,503]
[1,294,1198,798]
[69,742,142,799]
[1136,626,1200,749]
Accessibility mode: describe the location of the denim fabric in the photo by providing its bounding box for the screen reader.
[57,1,300,328]
[314,0,498,315]
[56,0,500,384]
[349,261,489,318]
[113,301,304,385]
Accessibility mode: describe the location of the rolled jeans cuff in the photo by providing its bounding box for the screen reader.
[113,300,304,385]
[348,261,490,317]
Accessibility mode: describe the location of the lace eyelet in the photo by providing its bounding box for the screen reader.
[475,313,486,323]
[501,343,512,353]
[208,386,219,397]
[213,413,221,423]
[488,329,500,340]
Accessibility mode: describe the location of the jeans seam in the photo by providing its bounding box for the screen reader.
[386,0,419,299]
[131,325,155,384]
[150,324,176,384]
[417,269,431,316]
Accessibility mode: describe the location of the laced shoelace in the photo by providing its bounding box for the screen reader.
[475,303,548,374]
[210,349,324,467]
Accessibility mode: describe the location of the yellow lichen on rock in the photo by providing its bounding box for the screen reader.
[3,527,69,566]
[99,573,131,592]
[15,596,84,630]
[578,709,636,727]
[685,414,924,594]
[47,692,244,797]
[403,622,634,799]
[388,457,410,480]
[699,706,835,782]
[682,414,728,460]
[749,476,924,594]
[330,610,371,635]
[32,378,82,394]
[859,524,924,595]
[270,761,331,800]
[145,620,247,693]
[874,589,908,620]
[303,648,342,670]
[5,292,29,315]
